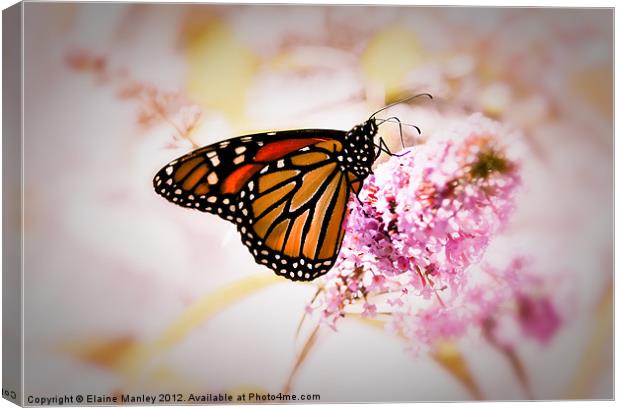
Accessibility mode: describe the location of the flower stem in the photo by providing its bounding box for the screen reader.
[283,324,321,394]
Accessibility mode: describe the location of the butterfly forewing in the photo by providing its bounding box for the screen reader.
[154,144,234,219]
[153,130,343,221]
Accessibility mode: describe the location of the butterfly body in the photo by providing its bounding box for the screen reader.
[153,119,379,281]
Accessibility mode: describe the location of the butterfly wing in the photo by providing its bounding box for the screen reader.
[153,129,364,281]
[235,136,359,281]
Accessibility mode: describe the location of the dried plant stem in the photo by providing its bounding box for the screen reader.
[431,341,484,400]
[283,324,321,394]
[295,287,323,342]
[483,318,534,399]
[565,281,613,398]
[138,95,201,149]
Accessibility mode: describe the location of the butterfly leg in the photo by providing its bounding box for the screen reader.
[375,137,396,157]
[344,174,370,217]
[354,191,371,218]
[375,116,421,156]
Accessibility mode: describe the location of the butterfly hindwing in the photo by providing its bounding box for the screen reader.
[234,138,352,280]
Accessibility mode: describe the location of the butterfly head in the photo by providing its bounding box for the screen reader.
[362,117,379,136]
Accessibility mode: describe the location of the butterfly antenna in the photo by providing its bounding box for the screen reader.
[369,93,433,119]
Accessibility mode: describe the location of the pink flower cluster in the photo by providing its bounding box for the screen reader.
[308,114,562,350]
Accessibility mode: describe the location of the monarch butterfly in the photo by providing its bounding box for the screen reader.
[153,94,431,281]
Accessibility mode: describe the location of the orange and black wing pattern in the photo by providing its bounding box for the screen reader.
[153,129,364,280]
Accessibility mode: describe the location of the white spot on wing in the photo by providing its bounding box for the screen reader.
[208,172,218,185]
